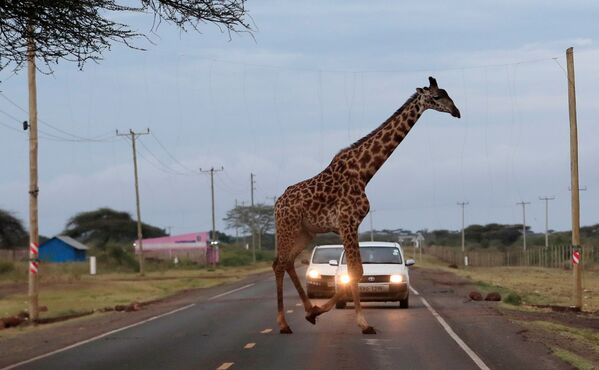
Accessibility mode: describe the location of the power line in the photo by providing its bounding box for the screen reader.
[0,91,114,142]
[150,132,197,173]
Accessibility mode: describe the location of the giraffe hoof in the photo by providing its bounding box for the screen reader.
[305,305,322,325]
[280,326,293,334]
[362,326,377,335]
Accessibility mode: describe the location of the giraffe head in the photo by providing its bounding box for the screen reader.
[416,77,461,118]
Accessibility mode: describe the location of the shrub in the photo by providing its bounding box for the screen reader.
[503,292,522,306]
[0,260,15,274]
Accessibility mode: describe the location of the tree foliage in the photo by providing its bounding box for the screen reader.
[223,204,275,237]
[0,209,28,248]
[63,207,167,247]
[0,0,251,70]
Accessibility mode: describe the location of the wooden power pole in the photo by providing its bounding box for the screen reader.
[539,196,555,248]
[566,47,583,309]
[250,173,256,262]
[516,201,531,251]
[117,129,149,276]
[266,196,278,254]
[457,201,469,252]
[27,26,40,321]
[200,167,224,242]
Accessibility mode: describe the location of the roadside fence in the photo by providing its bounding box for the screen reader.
[0,249,28,262]
[427,244,598,270]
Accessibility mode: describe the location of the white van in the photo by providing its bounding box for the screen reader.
[303,245,344,298]
[334,242,414,309]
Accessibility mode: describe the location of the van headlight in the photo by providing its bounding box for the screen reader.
[308,269,320,279]
[390,274,403,283]
[340,274,351,284]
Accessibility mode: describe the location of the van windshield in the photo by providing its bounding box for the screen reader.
[341,247,403,265]
[312,247,343,264]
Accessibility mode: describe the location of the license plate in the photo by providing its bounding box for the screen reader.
[327,281,335,287]
[359,285,388,293]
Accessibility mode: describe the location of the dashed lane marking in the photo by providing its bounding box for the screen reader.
[1,303,196,370]
[208,283,255,301]
[217,362,234,370]
[244,343,256,349]
[260,328,272,334]
[286,309,293,313]
[295,303,302,306]
[418,293,490,370]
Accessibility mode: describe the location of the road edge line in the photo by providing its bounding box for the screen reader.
[1,303,195,370]
[413,287,490,370]
[207,283,255,301]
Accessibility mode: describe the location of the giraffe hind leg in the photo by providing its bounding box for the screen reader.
[273,256,292,334]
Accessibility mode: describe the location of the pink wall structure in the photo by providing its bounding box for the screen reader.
[133,232,219,264]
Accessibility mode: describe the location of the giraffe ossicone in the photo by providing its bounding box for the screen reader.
[273,77,461,334]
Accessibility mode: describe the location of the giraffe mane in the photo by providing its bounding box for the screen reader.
[345,92,419,150]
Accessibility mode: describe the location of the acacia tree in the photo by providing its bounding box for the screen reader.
[223,203,275,251]
[0,209,28,249]
[63,208,167,248]
[0,0,252,70]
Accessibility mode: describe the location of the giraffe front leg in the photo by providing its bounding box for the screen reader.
[343,227,376,334]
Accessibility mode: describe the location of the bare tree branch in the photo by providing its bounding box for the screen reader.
[0,0,252,71]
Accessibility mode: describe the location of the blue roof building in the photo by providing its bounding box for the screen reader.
[39,236,89,263]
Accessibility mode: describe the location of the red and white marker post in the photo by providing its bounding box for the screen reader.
[29,242,39,274]
[572,250,581,265]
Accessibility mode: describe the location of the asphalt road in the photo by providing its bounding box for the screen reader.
[2,268,567,370]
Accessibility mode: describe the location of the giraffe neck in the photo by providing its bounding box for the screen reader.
[351,94,425,184]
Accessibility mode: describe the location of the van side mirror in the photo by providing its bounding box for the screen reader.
[301,259,310,265]
[328,260,338,266]
[405,259,416,267]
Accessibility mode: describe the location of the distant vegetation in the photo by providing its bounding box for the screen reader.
[62,208,167,248]
[0,210,28,248]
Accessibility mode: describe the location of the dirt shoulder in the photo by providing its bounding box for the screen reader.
[411,264,599,369]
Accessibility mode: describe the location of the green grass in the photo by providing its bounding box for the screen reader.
[416,253,599,311]
[552,347,597,370]
[0,262,273,321]
[528,321,599,350]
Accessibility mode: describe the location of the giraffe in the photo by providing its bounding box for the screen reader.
[273,77,460,334]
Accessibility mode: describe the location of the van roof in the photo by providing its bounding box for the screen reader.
[316,241,400,249]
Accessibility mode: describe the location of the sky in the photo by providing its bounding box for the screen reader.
[1,1,598,238]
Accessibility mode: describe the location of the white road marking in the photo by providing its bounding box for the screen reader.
[260,328,272,334]
[208,283,255,301]
[409,286,420,295]
[216,362,234,370]
[286,309,293,313]
[418,294,490,370]
[244,342,256,349]
[295,303,302,306]
[1,303,196,370]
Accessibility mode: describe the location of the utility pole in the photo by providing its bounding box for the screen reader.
[457,202,469,252]
[200,167,224,243]
[27,25,40,321]
[266,196,278,254]
[250,173,256,262]
[234,199,239,242]
[516,201,531,251]
[368,210,375,242]
[566,47,583,309]
[117,128,150,275]
[539,196,555,248]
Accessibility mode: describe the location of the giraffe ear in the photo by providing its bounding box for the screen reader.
[416,87,424,94]
[428,76,438,91]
